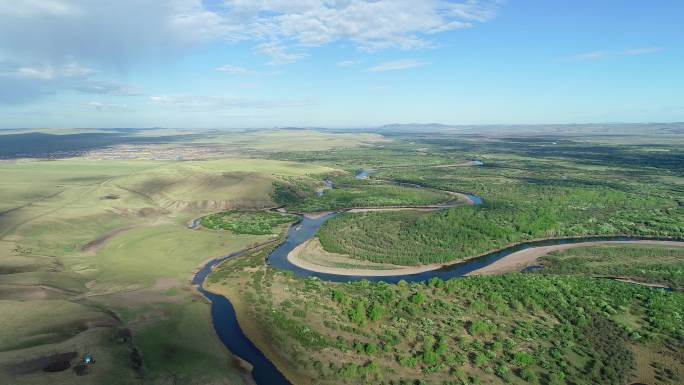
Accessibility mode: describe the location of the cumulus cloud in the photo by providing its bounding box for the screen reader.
[254,41,308,65]
[366,59,430,72]
[0,0,501,103]
[0,0,501,66]
[230,0,500,53]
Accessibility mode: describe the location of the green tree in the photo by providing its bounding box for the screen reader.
[369,302,384,321]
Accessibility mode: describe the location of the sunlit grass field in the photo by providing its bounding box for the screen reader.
[0,137,341,384]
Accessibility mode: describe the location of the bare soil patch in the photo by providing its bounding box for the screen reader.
[8,351,77,375]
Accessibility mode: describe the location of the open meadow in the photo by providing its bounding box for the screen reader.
[0,129,372,385]
[1,127,683,385]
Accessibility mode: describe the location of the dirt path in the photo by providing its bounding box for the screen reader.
[466,240,684,276]
[431,160,484,168]
[80,225,139,253]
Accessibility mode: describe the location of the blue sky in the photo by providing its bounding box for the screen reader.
[0,0,682,128]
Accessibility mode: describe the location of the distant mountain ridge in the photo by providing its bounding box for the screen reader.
[365,122,684,135]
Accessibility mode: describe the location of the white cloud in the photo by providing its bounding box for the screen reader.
[569,47,663,61]
[0,1,502,103]
[0,0,236,69]
[87,101,129,111]
[0,0,81,17]
[1,63,94,80]
[0,1,500,67]
[337,60,362,67]
[149,94,313,111]
[569,51,606,61]
[74,80,141,96]
[255,41,308,65]
[215,65,252,75]
[366,59,430,72]
[0,60,140,104]
[242,0,501,53]
[369,85,390,91]
[621,47,662,56]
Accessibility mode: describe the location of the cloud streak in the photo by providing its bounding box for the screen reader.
[622,47,662,56]
[569,47,663,61]
[0,61,140,104]
[215,65,252,75]
[337,60,362,67]
[148,94,313,111]
[367,59,430,72]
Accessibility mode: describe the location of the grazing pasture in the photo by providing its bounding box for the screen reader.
[0,137,340,385]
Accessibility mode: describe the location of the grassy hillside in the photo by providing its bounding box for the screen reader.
[0,154,334,384]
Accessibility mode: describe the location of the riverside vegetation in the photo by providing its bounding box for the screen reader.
[273,134,684,266]
[534,244,684,290]
[207,245,684,385]
[200,210,298,235]
[200,131,684,385]
[273,173,452,212]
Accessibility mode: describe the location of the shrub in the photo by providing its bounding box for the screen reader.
[514,352,535,367]
[470,320,497,336]
[520,368,538,383]
[411,291,426,305]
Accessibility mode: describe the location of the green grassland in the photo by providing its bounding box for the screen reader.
[195,129,387,152]
[0,150,337,384]
[273,144,467,170]
[207,247,684,385]
[310,135,683,265]
[535,245,684,290]
[0,128,385,159]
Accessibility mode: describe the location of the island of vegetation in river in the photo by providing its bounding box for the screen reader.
[200,210,298,234]
[290,135,684,266]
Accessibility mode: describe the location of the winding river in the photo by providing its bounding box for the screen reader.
[193,168,681,385]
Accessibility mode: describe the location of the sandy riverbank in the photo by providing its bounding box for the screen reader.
[289,238,684,278]
[303,211,333,219]
[466,240,684,276]
[287,238,445,276]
